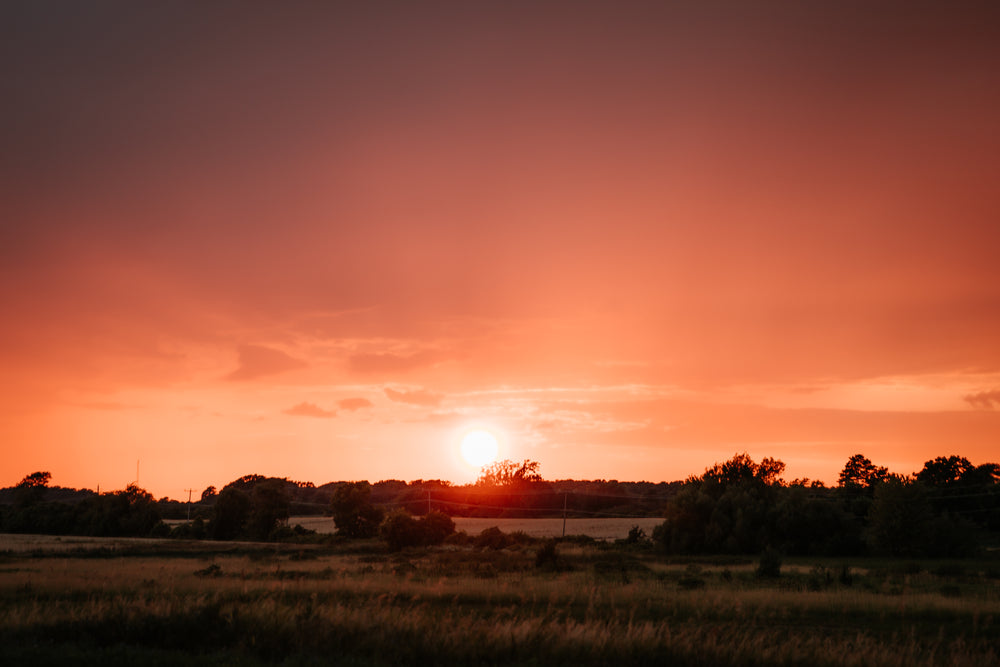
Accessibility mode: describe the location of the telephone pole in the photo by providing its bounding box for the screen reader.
[185,488,196,521]
[562,493,567,538]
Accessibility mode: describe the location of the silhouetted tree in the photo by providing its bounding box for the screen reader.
[75,484,161,537]
[838,454,889,489]
[246,479,290,540]
[702,453,785,494]
[476,459,542,487]
[210,487,251,540]
[331,481,383,538]
[14,471,51,507]
[867,477,931,556]
[916,456,975,486]
[379,509,455,551]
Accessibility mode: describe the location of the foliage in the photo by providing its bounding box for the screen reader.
[75,484,162,537]
[838,454,890,489]
[866,478,932,556]
[380,510,456,551]
[702,452,785,490]
[246,479,290,540]
[330,481,384,538]
[534,539,562,570]
[476,459,542,487]
[209,487,251,540]
[13,471,51,507]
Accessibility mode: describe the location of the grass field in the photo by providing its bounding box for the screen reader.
[2,533,999,666]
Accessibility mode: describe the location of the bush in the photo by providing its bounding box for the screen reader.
[419,511,456,546]
[756,547,782,578]
[381,512,422,551]
[380,510,457,551]
[535,539,560,570]
[678,564,706,589]
[474,526,510,550]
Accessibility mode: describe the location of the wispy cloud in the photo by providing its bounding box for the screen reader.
[282,402,335,418]
[965,389,1000,409]
[385,387,443,407]
[227,345,306,381]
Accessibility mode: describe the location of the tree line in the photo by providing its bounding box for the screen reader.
[2,453,998,556]
[653,453,1000,558]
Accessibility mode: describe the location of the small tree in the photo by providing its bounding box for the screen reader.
[331,481,384,538]
[838,454,889,489]
[246,479,290,541]
[14,471,51,507]
[381,511,422,551]
[210,487,251,540]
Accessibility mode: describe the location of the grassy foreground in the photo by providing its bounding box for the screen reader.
[1,535,999,666]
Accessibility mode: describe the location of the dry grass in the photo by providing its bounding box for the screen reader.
[2,537,998,666]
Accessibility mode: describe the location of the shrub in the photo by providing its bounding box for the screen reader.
[756,547,782,578]
[678,564,706,589]
[381,512,422,551]
[419,511,456,546]
[535,539,561,571]
[474,526,509,550]
[380,510,457,551]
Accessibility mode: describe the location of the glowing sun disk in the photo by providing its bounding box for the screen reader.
[460,429,499,468]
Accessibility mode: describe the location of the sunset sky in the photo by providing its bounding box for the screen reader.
[3,2,999,500]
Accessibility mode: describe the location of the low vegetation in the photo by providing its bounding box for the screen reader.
[1,531,998,666]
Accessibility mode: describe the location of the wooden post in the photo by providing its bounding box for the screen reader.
[562,493,567,538]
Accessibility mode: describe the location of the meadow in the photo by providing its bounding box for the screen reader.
[2,533,999,666]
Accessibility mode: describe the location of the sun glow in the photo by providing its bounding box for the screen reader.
[460,429,499,468]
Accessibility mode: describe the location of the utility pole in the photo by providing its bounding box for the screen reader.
[562,493,567,538]
[427,490,432,515]
[185,488,196,521]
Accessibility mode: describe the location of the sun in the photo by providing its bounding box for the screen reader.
[460,429,499,468]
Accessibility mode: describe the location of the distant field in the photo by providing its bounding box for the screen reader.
[291,516,664,540]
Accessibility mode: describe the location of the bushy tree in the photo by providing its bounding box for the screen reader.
[702,453,785,491]
[75,484,161,537]
[331,481,384,538]
[380,510,456,551]
[838,454,889,489]
[246,479,290,540]
[476,459,542,487]
[210,487,251,540]
[13,471,51,507]
[867,477,931,556]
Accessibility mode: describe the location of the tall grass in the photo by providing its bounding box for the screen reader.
[2,541,998,666]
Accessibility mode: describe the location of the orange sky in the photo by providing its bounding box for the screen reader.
[2,2,999,499]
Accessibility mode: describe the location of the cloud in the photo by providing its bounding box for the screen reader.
[964,390,1000,409]
[227,344,307,381]
[349,350,443,374]
[384,387,443,407]
[283,402,336,418]
[338,397,373,411]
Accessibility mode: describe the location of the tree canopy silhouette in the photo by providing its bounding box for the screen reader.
[476,459,542,487]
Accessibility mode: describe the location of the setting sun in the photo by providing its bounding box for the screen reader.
[460,429,499,468]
